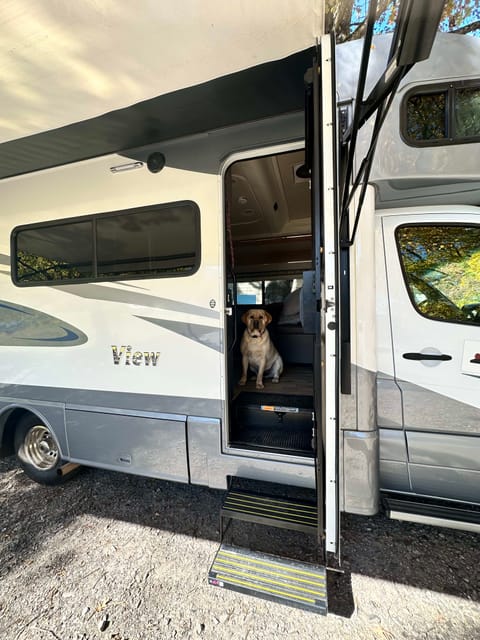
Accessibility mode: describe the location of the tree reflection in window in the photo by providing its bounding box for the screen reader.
[404,81,480,145]
[455,87,480,138]
[406,92,446,141]
[396,225,480,325]
[17,251,86,282]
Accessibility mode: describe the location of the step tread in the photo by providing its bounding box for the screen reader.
[209,543,327,614]
[222,489,317,532]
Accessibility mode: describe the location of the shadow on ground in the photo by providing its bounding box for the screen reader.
[1,456,478,619]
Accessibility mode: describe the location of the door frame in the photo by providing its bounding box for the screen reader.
[219,140,313,464]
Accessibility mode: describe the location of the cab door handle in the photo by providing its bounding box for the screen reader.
[403,352,452,361]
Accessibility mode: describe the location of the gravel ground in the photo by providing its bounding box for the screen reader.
[0,456,479,640]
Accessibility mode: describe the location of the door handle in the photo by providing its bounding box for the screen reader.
[403,352,452,361]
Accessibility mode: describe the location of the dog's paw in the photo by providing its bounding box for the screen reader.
[272,377,279,383]
[256,381,264,390]
[238,378,247,386]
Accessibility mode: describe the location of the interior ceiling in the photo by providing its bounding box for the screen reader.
[229,150,311,241]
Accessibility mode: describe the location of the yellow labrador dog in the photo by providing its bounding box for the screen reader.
[239,309,283,389]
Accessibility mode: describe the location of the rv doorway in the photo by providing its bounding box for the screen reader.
[224,147,316,458]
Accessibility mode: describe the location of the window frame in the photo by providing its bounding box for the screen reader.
[233,275,304,306]
[11,200,201,287]
[395,221,480,327]
[401,78,480,147]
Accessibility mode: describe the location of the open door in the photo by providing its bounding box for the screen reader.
[310,33,340,560]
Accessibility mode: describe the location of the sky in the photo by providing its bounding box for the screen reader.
[350,0,480,38]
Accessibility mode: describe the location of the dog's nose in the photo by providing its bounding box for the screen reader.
[253,320,259,330]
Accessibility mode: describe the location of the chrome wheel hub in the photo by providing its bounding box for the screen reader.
[23,425,59,470]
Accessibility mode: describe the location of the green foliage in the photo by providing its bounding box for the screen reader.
[327,0,480,42]
[397,226,480,323]
[455,87,480,136]
[16,250,86,282]
[406,93,446,141]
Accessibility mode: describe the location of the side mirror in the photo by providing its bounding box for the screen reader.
[395,0,445,67]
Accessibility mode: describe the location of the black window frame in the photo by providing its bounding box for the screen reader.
[11,200,201,287]
[395,221,480,327]
[401,79,480,147]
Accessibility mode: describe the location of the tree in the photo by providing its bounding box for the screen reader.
[397,225,480,322]
[326,0,480,43]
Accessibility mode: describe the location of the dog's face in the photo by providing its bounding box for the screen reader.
[241,309,272,338]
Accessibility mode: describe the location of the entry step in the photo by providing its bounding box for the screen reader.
[209,544,327,614]
[222,489,317,534]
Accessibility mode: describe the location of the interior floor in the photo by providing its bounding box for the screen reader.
[231,364,313,399]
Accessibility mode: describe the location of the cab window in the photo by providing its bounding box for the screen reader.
[396,224,480,325]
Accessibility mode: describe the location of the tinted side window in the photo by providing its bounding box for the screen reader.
[455,87,480,138]
[396,225,480,325]
[403,81,480,146]
[96,205,198,279]
[16,220,94,283]
[406,91,446,141]
[13,201,200,286]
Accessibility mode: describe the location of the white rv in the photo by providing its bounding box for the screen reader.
[0,0,477,614]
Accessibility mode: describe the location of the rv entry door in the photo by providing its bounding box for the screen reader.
[310,34,340,559]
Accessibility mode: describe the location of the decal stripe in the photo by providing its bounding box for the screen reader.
[0,300,87,346]
[55,284,219,319]
[136,316,222,353]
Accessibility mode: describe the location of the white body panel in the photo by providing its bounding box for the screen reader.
[0,157,222,399]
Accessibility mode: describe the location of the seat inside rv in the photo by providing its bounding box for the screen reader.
[225,149,315,458]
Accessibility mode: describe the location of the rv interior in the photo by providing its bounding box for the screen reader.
[225,149,316,458]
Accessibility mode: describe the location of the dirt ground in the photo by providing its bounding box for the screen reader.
[0,456,479,640]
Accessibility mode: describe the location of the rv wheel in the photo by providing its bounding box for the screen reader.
[14,414,75,485]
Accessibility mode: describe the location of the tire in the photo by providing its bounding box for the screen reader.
[14,414,72,485]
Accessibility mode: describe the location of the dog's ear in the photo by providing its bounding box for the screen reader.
[241,311,250,325]
[264,311,273,325]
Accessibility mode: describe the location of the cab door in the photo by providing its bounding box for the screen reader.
[382,208,480,503]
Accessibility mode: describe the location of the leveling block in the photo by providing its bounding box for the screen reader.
[209,544,327,614]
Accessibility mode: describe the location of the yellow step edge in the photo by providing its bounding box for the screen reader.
[213,557,326,587]
[217,550,324,579]
[214,573,317,604]
[212,564,326,597]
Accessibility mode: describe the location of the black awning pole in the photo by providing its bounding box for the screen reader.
[339,0,378,226]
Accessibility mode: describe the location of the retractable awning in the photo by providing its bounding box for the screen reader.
[0,1,324,179]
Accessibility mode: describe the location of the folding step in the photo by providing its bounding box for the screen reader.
[209,544,327,614]
[221,488,317,534]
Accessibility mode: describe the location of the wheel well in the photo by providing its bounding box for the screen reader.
[1,408,41,456]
